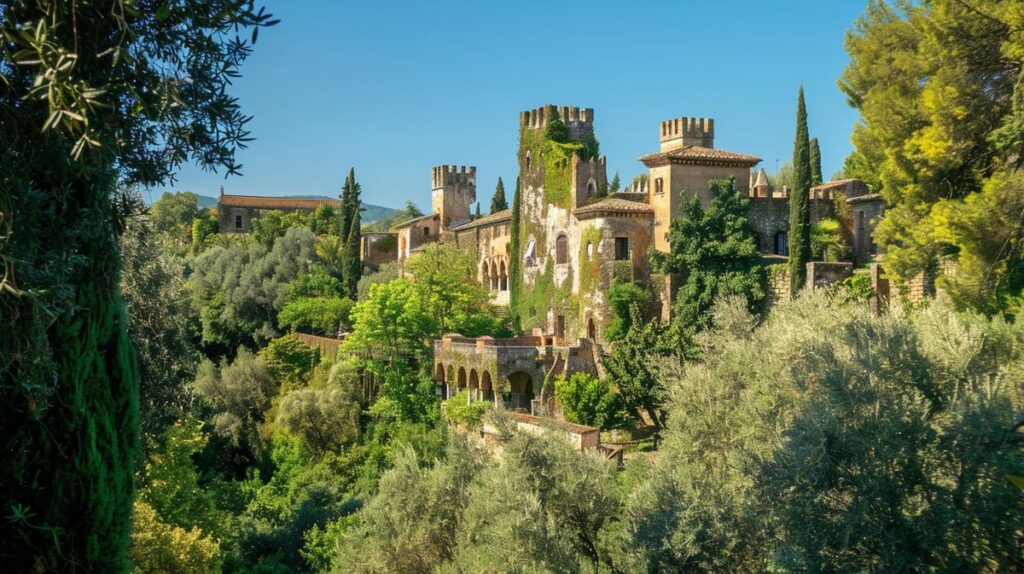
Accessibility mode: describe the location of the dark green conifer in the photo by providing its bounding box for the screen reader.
[508,177,522,329]
[342,170,362,297]
[809,137,823,186]
[490,177,508,213]
[789,87,813,294]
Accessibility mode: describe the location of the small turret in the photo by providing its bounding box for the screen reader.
[659,117,714,152]
[431,165,477,229]
[752,168,770,198]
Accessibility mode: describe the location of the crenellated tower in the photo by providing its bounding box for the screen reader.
[659,117,715,151]
[431,165,476,228]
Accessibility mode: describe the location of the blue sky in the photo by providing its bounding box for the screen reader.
[152,1,867,210]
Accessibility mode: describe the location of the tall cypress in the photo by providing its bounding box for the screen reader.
[343,169,362,298]
[789,87,813,294]
[508,176,522,329]
[490,177,508,214]
[809,137,823,186]
[339,168,355,243]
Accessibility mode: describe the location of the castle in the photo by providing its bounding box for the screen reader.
[387,104,887,413]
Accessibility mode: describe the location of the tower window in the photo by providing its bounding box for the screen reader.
[555,315,565,339]
[775,232,788,256]
[587,179,596,197]
[655,178,664,194]
[614,237,630,261]
[424,227,430,237]
[555,234,568,265]
[234,214,243,229]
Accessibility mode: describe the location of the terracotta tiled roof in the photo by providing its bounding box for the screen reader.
[218,194,343,210]
[390,212,439,231]
[448,209,512,231]
[639,145,761,167]
[573,197,654,219]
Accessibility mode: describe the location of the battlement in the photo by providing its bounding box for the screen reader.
[520,105,595,141]
[659,117,715,151]
[432,165,477,189]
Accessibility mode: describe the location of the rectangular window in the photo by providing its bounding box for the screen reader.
[614,237,630,261]
[655,178,664,194]
[555,315,565,339]
[424,227,430,237]
[234,214,243,229]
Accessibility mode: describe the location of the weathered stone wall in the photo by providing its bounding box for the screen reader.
[452,219,512,305]
[396,215,440,270]
[849,196,885,265]
[218,205,259,233]
[806,261,853,290]
[748,197,789,254]
[360,232,397,268]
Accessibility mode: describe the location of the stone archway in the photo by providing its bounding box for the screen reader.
[481,371,494,403]
[469,369,479,401]
[504,371,535,411]
[481,260,491,290]
[499,259,508,291]
[587,318,596,340]
[490,260,499,291]
[457,367,467,392]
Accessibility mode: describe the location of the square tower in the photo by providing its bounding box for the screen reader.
[431,165,476,228]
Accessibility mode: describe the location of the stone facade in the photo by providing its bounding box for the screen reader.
[216,193,343,233]
[384,104,896,420]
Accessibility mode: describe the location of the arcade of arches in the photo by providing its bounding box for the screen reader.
[434,361,535,411]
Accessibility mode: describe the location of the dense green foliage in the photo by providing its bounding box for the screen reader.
[809,136,823,186]
[604,280,652,342]
[655,177,766,355]
[508,176,523,330]
[0,2,275,569]
[810,216,846,261]
[554,372,630,430]
[341,169,363,298]
[789,87,813,293]
[840,0,1024,314]
[444,390,493,429]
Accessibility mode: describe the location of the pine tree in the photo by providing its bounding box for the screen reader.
[789,87,813,294]
[342,170,362,298]
[490,177,508,213]
[508,177,522,330]
[809,137,823,186]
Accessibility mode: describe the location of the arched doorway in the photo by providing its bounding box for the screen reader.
[587,318,596,340]
[469,369,479,401]
[481,371,494,403]
[504,371,534,412]
[490,260,499,291]
[481,260,491,290]
[457,367,467,394]
[499,260,508,291]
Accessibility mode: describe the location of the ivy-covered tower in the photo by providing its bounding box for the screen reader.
[513,105,608,340]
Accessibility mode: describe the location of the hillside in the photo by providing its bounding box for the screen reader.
[195,194,399,224]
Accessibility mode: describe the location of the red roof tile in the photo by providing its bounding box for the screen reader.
[639,145,761,167]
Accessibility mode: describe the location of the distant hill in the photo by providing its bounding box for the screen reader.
[195,194,400,224]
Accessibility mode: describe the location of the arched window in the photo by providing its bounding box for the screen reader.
[587,179,596,197]
[524,239,537,267]
[555,234,568,265]
[525,150,532,170]
[586,241,594,258]
[499,260,508,291]
[481,260,491,290]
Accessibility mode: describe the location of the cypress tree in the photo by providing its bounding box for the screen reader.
[789,87,813,294]
[508,176,523,329]
[475,203,482,219]
[490,177,508,213]
[608,172,621,195]
[343,170,362,298]
[809,137,823,186]
[339,168,355,243]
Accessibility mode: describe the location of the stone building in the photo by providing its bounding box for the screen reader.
[216,191,343,233]
[384,104,886,415]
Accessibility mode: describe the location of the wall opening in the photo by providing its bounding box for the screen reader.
[614,237,630,261]
[555,234,568,264]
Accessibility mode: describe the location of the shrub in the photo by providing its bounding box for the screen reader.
[445,390,492,430]
[554,372,632,430]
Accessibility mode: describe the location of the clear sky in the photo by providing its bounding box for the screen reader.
[152,1,868,211]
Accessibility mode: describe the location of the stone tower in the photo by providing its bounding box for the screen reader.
[659,117,714,151]
[431,165,476,228]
